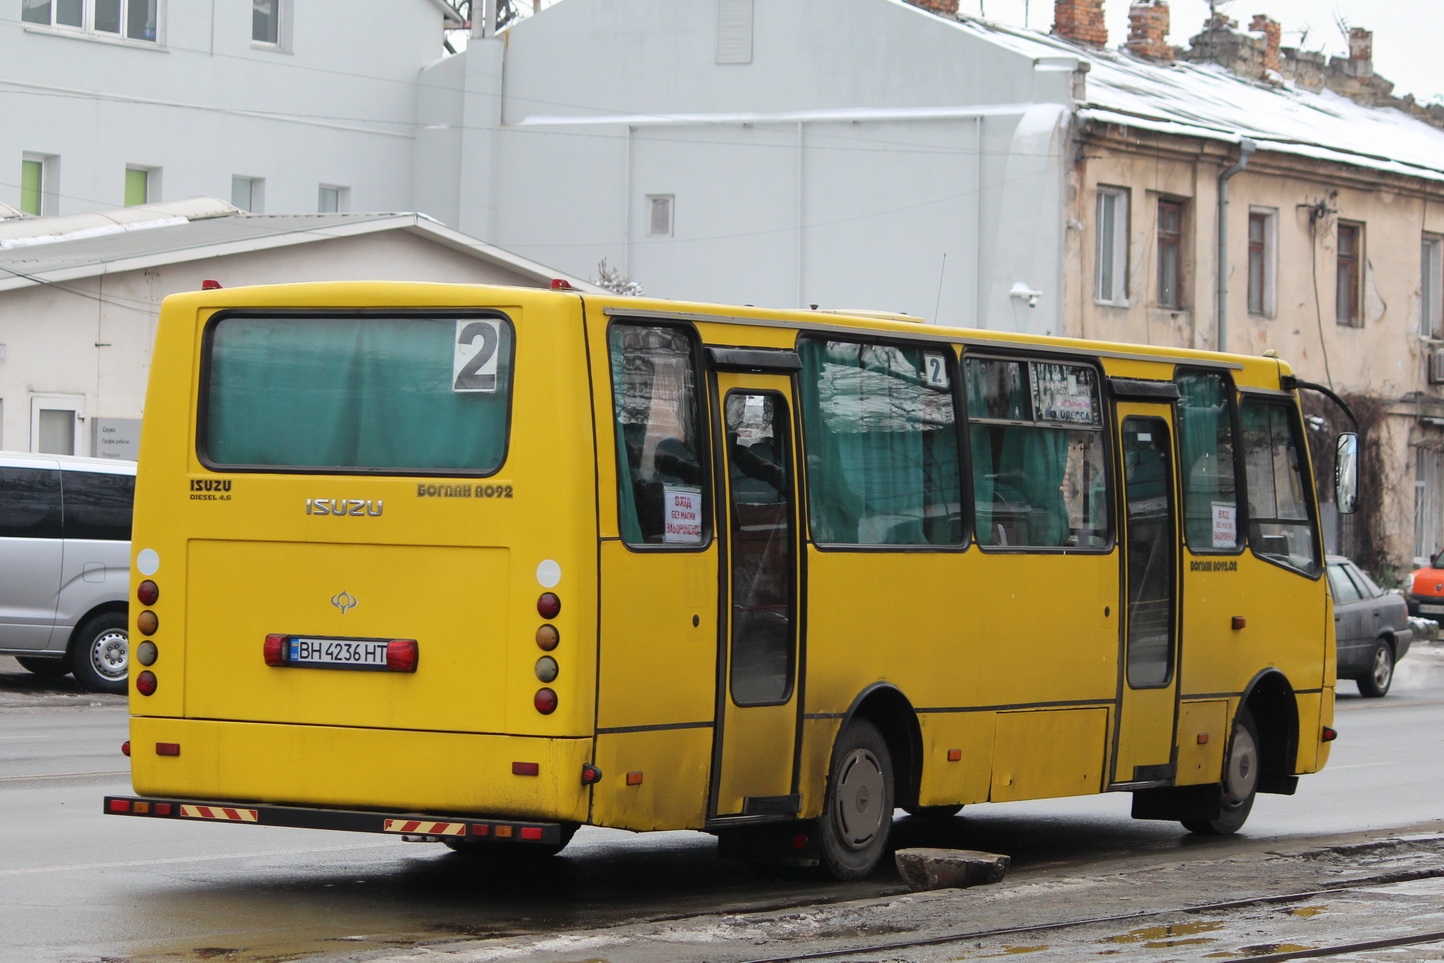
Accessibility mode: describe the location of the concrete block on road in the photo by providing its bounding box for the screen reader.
[895,847,1011,891]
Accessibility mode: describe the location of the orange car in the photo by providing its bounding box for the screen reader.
[1408,551,1444,620]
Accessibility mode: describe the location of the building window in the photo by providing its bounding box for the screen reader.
[22,0,157,41]
[318,185,350,213]
[31,395,83,455]
[20,155,58,216]
[1423,235,1444,339]
[1248,207,1277,317]
[1337,221,1363,326]
[716,0,753,64]
[1157,198,1184,310]
[647,195,674,237]
[253,0,287,46]
[1417,447,1444,566]
[124,166,155,206]
[1094,186,1129,305]
[231,176,264,212]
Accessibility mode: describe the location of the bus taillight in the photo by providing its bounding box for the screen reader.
[137,580,159,605]
[136,671,158,696]
[386,640,420,672]
[263,634,286,666]
[534,688,558,714]
[537,593,561,619]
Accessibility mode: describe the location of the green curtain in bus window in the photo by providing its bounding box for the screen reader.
[1177,371,1240,551]
[608,324,705,546]
[964,358,1028,420]
[206,316,512,472]
[798,339,960,546]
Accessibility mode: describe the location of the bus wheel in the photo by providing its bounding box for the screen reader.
[69,612,129,695]
[444,822,577,858]
[15,656,71,679]
[818,718,894,880]
[902,804,962,819]
[1183,707,1258,835]
[1357,640,1395,698]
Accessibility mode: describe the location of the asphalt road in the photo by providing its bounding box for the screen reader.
[3,649,1444,963]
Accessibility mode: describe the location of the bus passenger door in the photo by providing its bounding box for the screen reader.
[1111,405,1181,787]
[709,369,802,819]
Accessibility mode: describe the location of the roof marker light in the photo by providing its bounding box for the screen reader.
[550,278,572,290]
[201,279,223,290]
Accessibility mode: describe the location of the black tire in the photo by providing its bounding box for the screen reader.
[902,804,963,819]
[444,822,577,858]
[68,612,129,695]
[1183,706,1258,835]
[818,718,894,880]
[15,656,71,679]
[1357,640,1395,698]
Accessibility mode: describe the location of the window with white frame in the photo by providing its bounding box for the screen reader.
[231,176,264,213]
[22,0,158,41]
[1423,234,1444,340]
[1247,207,1278,317]
[1094,186,1129,305]
[124,166,157,206]
[1416,447,1444,566]
[20,154,59,217]
[647,195,674,237]
[31,395,83,455]
[253,0,289,47]
[318,185,350,213]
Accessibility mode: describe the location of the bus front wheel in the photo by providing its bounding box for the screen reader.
[1183,706,1258,835]
[818,718,894,880]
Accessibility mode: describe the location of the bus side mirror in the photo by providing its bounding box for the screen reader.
[1335,433,1358,515]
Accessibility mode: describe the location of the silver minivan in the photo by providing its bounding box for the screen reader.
[0,452,134,694]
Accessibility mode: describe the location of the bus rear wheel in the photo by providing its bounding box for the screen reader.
[818,718,894,880]
[1183,707,1258,835]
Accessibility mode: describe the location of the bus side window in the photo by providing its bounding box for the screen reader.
[609,323,709,547]
[1176,370,1242,552]
[964,357,1109,550]
[796,338,962,547]
[1240,397,1320,575]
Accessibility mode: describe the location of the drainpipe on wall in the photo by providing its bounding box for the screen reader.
[1216,138,1256,353]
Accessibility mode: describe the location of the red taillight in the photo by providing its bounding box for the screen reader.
[386,639,419,672]
[534,688,558,714]
[121,741,131,757]
[1322,726,1338,743]
[136,671,158,696]
[520,826,544,841]
[263,635,286,666]
[512,762,540,776]
[537,593,561,619]
[137,580,159,605]
[155,743,181,757]
[109,798,133,813]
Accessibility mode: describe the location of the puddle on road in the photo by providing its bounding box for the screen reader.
[1103,919,1225,948]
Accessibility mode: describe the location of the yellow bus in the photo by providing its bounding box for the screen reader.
[106,281,1354,880]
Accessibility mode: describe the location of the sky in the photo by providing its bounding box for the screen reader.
[956,0,1444,104]
[514,1,1444,105]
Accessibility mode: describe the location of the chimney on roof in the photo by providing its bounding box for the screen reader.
[1250,15,1280,75]
[1125,1,1172,62]
[1347,27,1373,78]
[1053,0,1108,49]
[906,0,960,16]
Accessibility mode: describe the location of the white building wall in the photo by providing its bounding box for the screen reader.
[440,0,1074,331]
[3,0,447,217]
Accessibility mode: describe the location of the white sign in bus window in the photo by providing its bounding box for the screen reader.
[453,319,503,393]
[922,352,950,389]
[664,486,704,544]
[1212,502,1237,548]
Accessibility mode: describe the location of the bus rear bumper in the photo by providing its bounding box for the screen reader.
[103,794,571,846]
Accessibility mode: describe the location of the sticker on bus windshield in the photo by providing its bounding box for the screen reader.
[1031,362,1097,425]
[664,486,704,544]
[453,319,503,393]
[922,352,950,389]
[1212,502,1238,548]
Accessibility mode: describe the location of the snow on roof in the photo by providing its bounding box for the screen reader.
[952,16,1444,184]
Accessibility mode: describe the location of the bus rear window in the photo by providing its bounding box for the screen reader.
[203,314,514,473]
